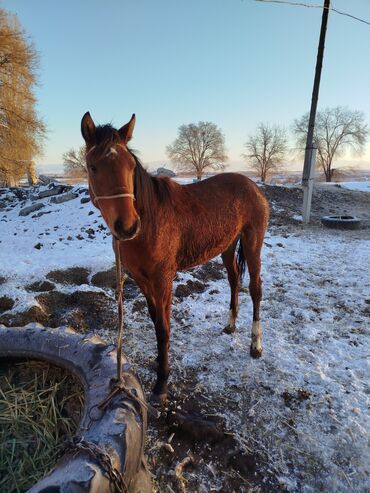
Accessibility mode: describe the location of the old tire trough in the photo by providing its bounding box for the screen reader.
[0,324,152,493]
[321,215,362,230]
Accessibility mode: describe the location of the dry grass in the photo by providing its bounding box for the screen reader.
[0,360,84,493]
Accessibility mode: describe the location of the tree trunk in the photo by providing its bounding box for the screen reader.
[7,175,19,187]
[27,161,38,185]
[325,160,333,182]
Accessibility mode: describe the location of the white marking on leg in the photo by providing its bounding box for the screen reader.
[223,308,238,334]
[228,309,236,329]
[251,320,262,352]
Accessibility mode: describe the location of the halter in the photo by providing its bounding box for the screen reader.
[90,191,135,204]
[89,182,135,205]
[86,143,136,204]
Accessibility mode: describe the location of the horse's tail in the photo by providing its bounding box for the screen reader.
[237,237,246,280]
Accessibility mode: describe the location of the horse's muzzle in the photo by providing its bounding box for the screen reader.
[113,217,141,241]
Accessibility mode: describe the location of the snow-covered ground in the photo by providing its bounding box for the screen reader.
[0,183,369,492]
[338,181,370,192]
[0,186,113,312]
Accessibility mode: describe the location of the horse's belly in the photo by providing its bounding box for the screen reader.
[177,228,239,271]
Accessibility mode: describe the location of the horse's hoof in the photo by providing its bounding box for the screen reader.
[223,324,235,335]
[250,346,262,358]
[150,392,168,406]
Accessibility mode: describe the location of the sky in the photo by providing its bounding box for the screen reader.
[2,0,370,172]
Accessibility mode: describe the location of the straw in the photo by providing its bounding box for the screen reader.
[0,360,84,493]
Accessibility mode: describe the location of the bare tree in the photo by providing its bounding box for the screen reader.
[63,146,87,177]
[242,123,287,182]
[166,121,227,180]
[0,9,46,186]
[293,107,368,182]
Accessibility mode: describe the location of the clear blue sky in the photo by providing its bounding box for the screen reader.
[2,0,370,171]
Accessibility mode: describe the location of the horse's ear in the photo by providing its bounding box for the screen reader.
[118,114,136,144]
[81,112,96,144]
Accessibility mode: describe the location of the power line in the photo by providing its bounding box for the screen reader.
[332,6,370,26]
[254,0,370,26]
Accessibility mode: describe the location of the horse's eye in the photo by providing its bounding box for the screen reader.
[89,165,97,173]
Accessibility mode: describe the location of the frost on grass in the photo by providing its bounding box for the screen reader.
[0,183,369,492]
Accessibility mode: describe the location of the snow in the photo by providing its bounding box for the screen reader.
[292,214,302,222]
[0,183,369,492]
[339,181,370,192]
[0,186,113,312]
[319,180,370,192]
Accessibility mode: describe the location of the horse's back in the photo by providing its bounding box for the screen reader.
[182,172,269,226]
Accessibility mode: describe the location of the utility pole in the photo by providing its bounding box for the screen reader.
[302,0,330,223]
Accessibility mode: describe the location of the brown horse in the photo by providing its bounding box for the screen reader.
[81,112,269,404]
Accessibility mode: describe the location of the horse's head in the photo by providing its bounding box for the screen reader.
[81,112,141,241]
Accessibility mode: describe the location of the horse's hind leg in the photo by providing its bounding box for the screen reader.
[222,240,240,334]
[241,227,264,358]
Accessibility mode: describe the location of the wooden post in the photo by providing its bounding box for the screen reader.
[302,0,330,223]
[302,145,317,223]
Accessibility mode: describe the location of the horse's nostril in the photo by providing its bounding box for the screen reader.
[114,219,124,236]
[114,219,138,239]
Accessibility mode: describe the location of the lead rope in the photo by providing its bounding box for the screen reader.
[86,173,129,381]
[86,177,126,381]
[97,238,159,417]
[114,237,125,381]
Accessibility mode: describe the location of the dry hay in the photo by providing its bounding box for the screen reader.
[0,360,84,493]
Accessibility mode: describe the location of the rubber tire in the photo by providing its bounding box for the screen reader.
[0,324,152,493]
[321,215,362,230]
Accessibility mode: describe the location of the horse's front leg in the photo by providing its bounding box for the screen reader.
[151,281,172,404]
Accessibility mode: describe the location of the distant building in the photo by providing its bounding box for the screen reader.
[156,167,176,177]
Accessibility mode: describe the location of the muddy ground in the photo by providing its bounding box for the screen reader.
[0,183,369,492]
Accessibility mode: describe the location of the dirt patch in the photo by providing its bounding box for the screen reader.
[0,291,117,332]
[0,296,14,312]
[132,298,147,314]
[91,267,141,300]
[91,266,116,289]
[262,183,370,229]
[35,291,117,332]
[1,270,140,331]
[175,279,208,299]
[282,388,312,409]
[46,267,90,285]
[311,185,370,226]
[143,376,272,493]
[262,184,303,227]
[0,305,48,327]
[191,260,225,282]
[26,280,56,292]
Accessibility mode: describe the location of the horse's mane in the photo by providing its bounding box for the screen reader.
[93,124,174,220]
[130,151,174,219]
